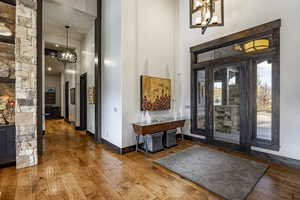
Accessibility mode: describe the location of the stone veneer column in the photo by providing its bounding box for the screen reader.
[15,0,38,169]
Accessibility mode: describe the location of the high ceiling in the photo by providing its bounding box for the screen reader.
[44,0,96,38]
[44,0,96,76]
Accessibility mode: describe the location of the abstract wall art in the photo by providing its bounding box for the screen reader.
[141,75,171,111]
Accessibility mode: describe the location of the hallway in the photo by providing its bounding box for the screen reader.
[0,119,299,199]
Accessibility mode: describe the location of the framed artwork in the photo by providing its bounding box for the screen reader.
[70,88,75,105]
[88,86,95,104]
[141,75,171,111]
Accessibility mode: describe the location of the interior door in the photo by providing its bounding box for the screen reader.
[65,81,69,122]
[80,74,87,130]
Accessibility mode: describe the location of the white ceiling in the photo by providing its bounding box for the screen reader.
[44,0,96,76]
[45,55,65,76]
[44,0,96,41]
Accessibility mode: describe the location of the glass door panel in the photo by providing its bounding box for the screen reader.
[256,60,272,141]
[197,70,206,130]
[213,66,241,144]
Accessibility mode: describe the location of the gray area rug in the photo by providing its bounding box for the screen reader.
[154,146,268,200]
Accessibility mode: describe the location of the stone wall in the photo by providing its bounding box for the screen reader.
[15,0,37,169]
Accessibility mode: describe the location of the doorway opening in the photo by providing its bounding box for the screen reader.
[38,0,102,154]
[80,73,87,130]
[190,20,281,152]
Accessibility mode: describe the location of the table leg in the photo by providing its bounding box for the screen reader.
[181,127,184,141]
[144,135,149,156]
[136,134,140,152]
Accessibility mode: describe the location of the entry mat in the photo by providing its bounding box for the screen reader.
[154,146,268,200]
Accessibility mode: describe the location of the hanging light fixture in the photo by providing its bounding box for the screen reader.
[56,25,77,64]
[234,39,270,53]
[190,0,224,34]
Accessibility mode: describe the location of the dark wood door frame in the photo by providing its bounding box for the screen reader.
[209,61,250,152]
[65,81,69,122]
[80,73,87,130]
[36,0,102,152]
[95,0,102,144]
[190,19,281,152]
[37,0,43,155]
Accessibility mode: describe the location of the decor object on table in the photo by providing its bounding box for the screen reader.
[70,88,75,105]
[56,25,77,64]
[145,110,152,124]
[88,86,95,104]
[141,75,171,111]
[190,0,224,34]
[154,146,268,200]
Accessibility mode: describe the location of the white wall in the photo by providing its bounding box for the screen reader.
[178,0,300,160]
[45,31,81,125]
[80,25,95,133]
[101,0,123,147]
[45,75,61,107]
[121,0,179,148]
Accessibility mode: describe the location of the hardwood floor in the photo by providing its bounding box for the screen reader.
[0,119,300,200]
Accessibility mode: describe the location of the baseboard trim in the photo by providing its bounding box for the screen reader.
[121,145,136,154]
[251,150,300,169]
[102,139,136,155]
[0,161,16,168]
[184,135,300,169]
[45,116,64,120]
[102,139,121,154]
[86,130,94,138]
[75,126,85,131]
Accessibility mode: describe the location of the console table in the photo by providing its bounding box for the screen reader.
[132,118,186,155]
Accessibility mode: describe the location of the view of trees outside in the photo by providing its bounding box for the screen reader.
[256,61,272,140]
[197,70,206,129]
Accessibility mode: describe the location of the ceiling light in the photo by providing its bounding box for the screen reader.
[55,44,59,47]
[47,67,52,71]
[190,0,224,34]
[234,39,270,53]
[0,22,12,37]
[56,25,77,64]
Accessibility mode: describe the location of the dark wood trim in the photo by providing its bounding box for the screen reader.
[75,126,84,131]
[190,20,281,153]
[0,161,16,168]
[251,150,300,169]
[64,81,69,122]
[0,0,16,6]
[191,48,277,70]
[121,145,136,154]
[36,0,43,156]
[102,139,122,154]
[101,138,136,155]
[0,78,15,83]
[95,0,102,144]
[190,19,281,54]
[0,36,15,44]
[184,135,300,169]
[86,130,94,137]
[80,73,87,130]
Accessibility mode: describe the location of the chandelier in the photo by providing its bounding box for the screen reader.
[190,0,224,34]
[56,25,77,64]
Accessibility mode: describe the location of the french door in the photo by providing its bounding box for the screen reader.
[191,60,250,151]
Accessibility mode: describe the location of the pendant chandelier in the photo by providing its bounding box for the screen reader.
[56,25,77,64]
[190,0,224,34]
